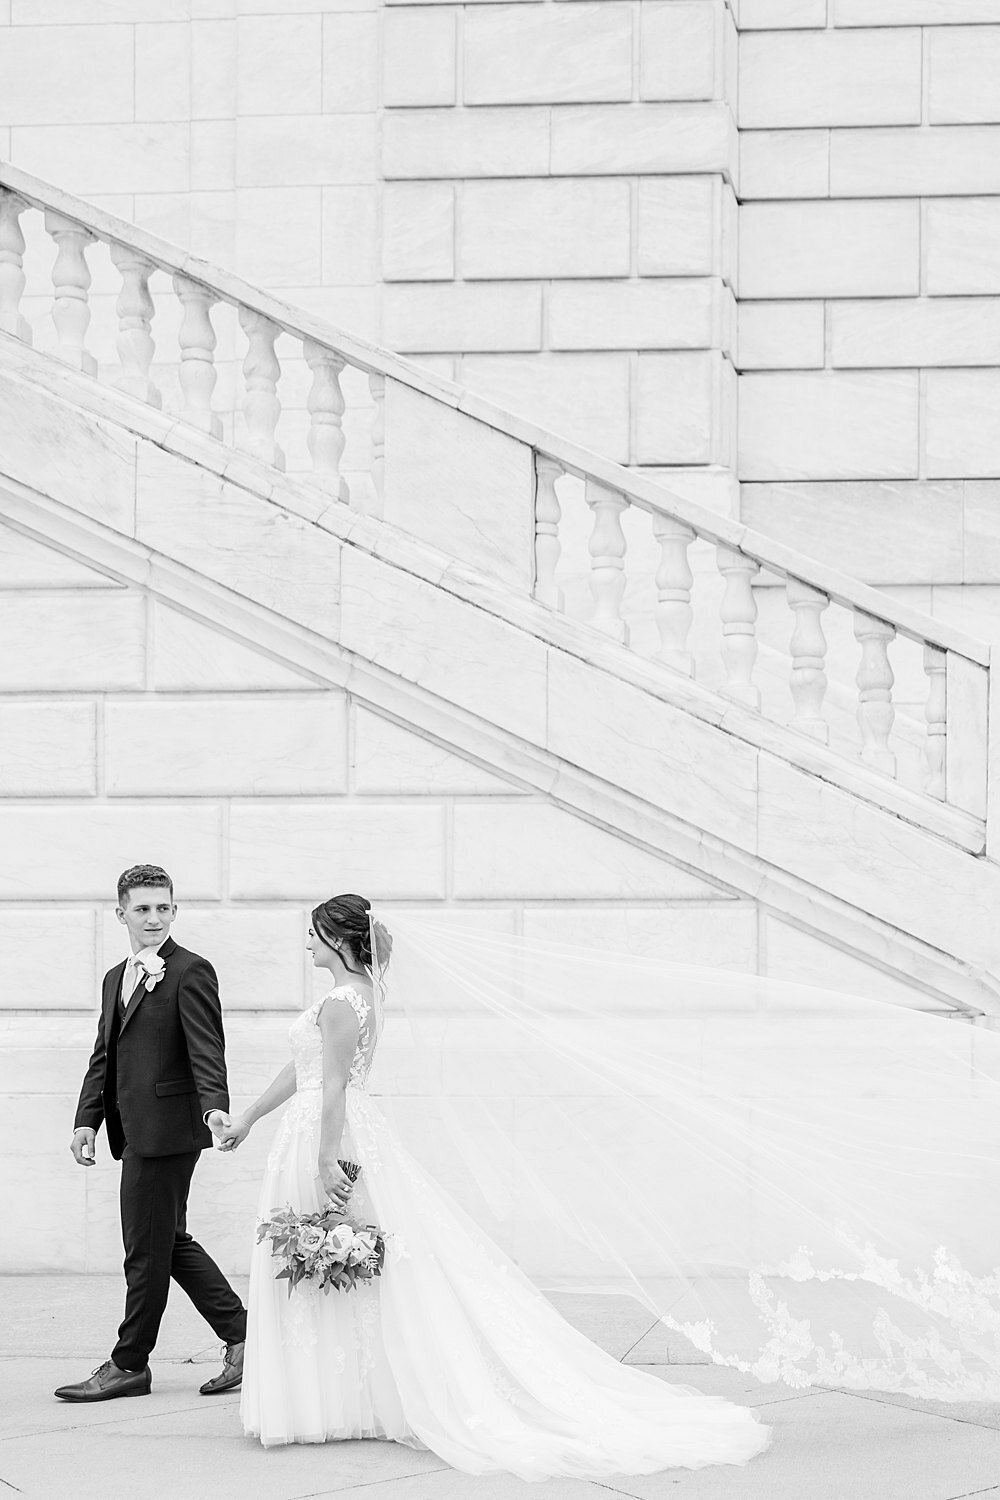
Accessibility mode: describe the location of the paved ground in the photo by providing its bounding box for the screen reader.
[2,1277,1000,1500]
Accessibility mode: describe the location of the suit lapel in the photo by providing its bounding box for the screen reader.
[103,960,127,1041]
[119,937,176,1033]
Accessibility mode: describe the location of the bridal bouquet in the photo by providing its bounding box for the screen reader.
[257,1160,386,1296]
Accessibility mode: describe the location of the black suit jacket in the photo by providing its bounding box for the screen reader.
[74,937,230,1159]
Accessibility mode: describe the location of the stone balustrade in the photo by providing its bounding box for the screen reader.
[0,161,990,834]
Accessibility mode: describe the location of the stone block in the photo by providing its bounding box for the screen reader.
[0,702,97,797]
[236,115,375,187]
[233,186,322,284]
[460,179,630,279]
[740,29,921,129]
[381,106,550,179]
[0,805,223,900]
[322,12,378,112]
[830,298,1000,368]
[739,372,919,481]
[452,801,730,899]
[741,481,965,584]
[192,19,236,120]
[636,351,736,465]
[382,182,455,280]
[740,0,826,24]
[524,902,756,967]
[320,185,378,285]
[352,708,519,795]
[458,352,631,462]
[547,652,759,849]
[740,129,829,200]
[134,446,340,638]
[190,120,235,191]
[0,527,114,590]
[550,102,735,176]
[741,201,919,299]
[737,302,824,370]
[12,0,186,14]
[637,176,727,277]
[0,592,145,691]
[925,370,1000,478]
[929,27,1000,124]
[134,22,191,122]
[964,483,1000,584]
[0,910,96,1010]
[0,24,133,124]
[640,2,721,102]
[150,604,318,691]
[832,126,1000,197]
[383,379,535,589]
[762,917,941,1008]
[340,548,549,742]
[104,696,348,797]
[925,198,1000,295]
[548,280,722,352]
[464,2,632,105]
[166,907,310,1011]
[833,0,1000,22]
[383,7,457,107]
[236,14,321,115]
[8,123,190,196]
[381,282,542,352]
[757,753,1000,971]
[228,803,447,900]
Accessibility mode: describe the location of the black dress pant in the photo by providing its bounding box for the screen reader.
[113,1146,247,1371]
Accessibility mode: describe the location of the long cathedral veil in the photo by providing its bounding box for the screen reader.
[367,909,1000,1400]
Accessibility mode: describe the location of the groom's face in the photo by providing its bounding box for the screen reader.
[116,885,177,951]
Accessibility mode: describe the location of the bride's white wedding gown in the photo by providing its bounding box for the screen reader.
[240,985,769,1478]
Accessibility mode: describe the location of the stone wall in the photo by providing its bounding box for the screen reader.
[737,2,1000,639]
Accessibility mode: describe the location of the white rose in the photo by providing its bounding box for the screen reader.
[298,1225,325,1254]
[326,1224,354,1257]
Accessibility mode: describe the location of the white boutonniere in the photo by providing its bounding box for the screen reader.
[135,951,166,992]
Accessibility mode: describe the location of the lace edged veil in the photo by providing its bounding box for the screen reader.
[365,908,1000,1401]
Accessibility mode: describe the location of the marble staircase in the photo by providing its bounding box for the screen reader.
[1,161,998,1020]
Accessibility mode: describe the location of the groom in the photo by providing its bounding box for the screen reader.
[55,865,247,1403]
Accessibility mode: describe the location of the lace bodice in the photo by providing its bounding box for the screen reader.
[289,984,379,1093]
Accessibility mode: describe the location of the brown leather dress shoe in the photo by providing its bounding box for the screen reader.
[199,1340,244,1395]
[54,1359,151,1402]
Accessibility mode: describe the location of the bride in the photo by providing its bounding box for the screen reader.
[219,893,770,1477]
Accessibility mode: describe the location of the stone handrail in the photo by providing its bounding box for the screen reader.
[0,160,990,828]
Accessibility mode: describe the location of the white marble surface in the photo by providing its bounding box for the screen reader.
[929,24,1000,124]
[383,379,534,590]
[149,602,322,691]
[383,6,457,107]
[0,699,97,796]
[740,128,830,199]
[640,1,722,103]
[636,177,726,277]
[381,180,455,281]
[739,372,919,481]
[740,28,922,128]
[0,909,95,1009]
[460,179,632,280]
[104,694,348,797]
[740,201,920,299]
[0,591,146,691]
[463,2,632,105]
[0,802,224,900]
[549,280,721,353]
[353,707,522,795]
[636,351,735,466]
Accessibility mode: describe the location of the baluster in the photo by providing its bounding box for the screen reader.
[786,578,830,742]
[534,456,564,610]
[44,210,96,374]
[239,307,285,469]
[172,275,222,437]
[110,243,161,408]
[305,340,348,503]
[922,644,947,800]
[717,546,760,709]
[0,190,31,343]
[652,515,695,676]
[367,371,385,518]
[585,480,629,643]
[854,611,896,776]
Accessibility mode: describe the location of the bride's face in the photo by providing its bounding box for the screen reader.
[306,924,341,971]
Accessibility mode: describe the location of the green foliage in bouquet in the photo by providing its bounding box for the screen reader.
[256,1160,386,1296]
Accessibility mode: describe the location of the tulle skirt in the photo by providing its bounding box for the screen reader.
[240,1085,769,1479]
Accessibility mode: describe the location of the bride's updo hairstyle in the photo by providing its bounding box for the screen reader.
[311,893,393,977]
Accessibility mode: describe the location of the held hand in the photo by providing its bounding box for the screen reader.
[318,1155,353,1212]
[70,1127,96,1167]
[217,1117,251,1153]
[206,1109,231,1143]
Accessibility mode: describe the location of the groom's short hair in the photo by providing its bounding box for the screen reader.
[117,864,174,907]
